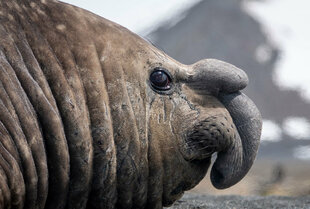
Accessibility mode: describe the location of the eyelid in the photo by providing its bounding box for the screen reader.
[149,67,175,95]
[150,69,171,91]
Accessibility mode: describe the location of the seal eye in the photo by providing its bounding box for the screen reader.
[150,68,172,91]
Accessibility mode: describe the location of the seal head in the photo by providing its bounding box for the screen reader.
[0,1,262,208]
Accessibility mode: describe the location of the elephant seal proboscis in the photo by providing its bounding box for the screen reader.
[0,0,262,208]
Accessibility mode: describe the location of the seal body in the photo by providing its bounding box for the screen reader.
[0,0,262,209]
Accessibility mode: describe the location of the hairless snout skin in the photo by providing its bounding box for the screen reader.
[185,59,249,95]
[214,92,262,189]
[0,0,262,208]
[181,59,262,189]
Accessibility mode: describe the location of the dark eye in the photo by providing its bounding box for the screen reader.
[150,68,172,91]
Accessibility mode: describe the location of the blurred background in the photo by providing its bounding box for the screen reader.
[63,0,310,196]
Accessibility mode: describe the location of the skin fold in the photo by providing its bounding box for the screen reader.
[0,0,262,209]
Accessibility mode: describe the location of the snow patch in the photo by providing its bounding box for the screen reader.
[243,0,310,102]
[255,43,273,64]
[261,120,282,143]
[283,117,310,140]
[293,145,310,160]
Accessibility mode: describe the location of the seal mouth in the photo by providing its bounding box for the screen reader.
[181,115,235,161]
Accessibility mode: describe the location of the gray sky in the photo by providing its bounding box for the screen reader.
[61,0,201,35]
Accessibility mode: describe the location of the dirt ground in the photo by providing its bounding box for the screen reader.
[190,159,310,196]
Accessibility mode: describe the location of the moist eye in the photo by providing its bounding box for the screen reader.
[150,68,172,91]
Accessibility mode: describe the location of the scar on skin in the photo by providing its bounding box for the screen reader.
[37,9,46,16]
[30,2,37,8]
[8,14,14,21]
[56,24,66,31]
[100,56,106,62]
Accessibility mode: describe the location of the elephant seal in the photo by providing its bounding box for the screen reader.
[0,0,262,208]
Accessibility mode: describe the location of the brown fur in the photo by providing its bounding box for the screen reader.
[0,0,262,209]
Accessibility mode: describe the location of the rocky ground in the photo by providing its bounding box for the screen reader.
[166,159,310,208]
[169,193,310,209]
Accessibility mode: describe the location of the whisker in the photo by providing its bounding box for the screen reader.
[185,140,207,145]
[196,146,217,152]
[185,141,219,148]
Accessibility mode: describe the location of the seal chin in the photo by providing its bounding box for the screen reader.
[161,157,211,207]
[163,177,205,207]
[181,115,236,161]
[163,191,184,207]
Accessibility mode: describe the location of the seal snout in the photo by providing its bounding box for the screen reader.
[182,116,235,161]
[185,59,249,95]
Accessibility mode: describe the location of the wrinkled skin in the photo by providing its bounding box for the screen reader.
[0,0,262,209]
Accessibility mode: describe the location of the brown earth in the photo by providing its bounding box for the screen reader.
[190,159,310,196]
